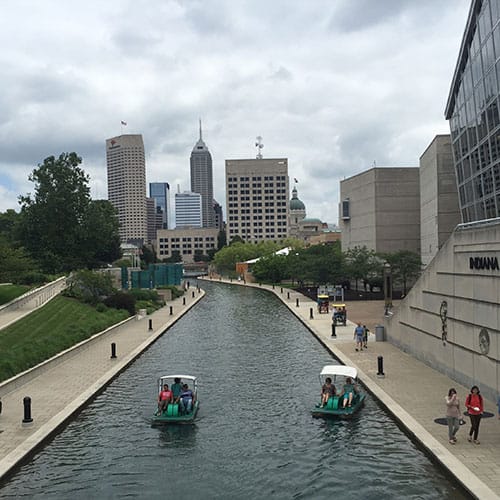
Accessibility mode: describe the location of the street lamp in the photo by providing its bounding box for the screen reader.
[383,262,392,315]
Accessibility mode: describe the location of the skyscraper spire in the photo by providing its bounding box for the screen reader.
[199,118,202,141]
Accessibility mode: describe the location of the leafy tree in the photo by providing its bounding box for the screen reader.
[64,269,116,305]
[141,245,156,267]
[84,200,121,267]
[383,250,422,295]
[0,209,22,245]
[252,254,289,283]
[344,246,377,291]
[18,153,122,273]
[293,244,343,286]
[0,242,37,284]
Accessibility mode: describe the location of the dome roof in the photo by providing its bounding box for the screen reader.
[290,186,306,210]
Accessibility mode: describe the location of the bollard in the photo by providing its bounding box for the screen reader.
[272,284,275,290]
[280,287,283,293]
[309,307,314,319]
[148,319,153,331]
[192,291,195,298]
[183,297,186,305]
[296,298,299,307]
[187,281,190,288]
[111,342,117,359]
[23,396,33,424]
[331,322,336,337]
[197,286,200,293]
[287,292,290,300]
[170,306,173,315]
[0,398,2,415]
[377,356,385,378]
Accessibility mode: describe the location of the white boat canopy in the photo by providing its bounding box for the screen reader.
[320,365,358,379]
[159,375,197,382]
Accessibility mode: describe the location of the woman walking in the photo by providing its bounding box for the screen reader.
[465,385,483,444]
[445,388,460,444]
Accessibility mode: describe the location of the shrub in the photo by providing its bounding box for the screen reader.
[104,291,136,316]
[95,302,108,313]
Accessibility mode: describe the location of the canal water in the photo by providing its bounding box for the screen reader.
[1,282,468,499]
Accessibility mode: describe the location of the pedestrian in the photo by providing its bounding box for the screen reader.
[354,323,364,351]
[362,325,370,349]
[465,385,483,444]
[445,388,460,444]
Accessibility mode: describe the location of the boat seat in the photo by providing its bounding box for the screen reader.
[166,403,179,416]
[325,396,339,410]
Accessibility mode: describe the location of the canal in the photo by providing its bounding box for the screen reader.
[1,282,468,499]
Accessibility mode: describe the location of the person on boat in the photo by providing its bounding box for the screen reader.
[171,377,183,403]
[320,377,336,408]
[157,384,173,415]
[341,377,356,408]
[179,383,194,414]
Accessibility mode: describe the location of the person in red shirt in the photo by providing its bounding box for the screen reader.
[465,385,484,444]
[157,384,173,415]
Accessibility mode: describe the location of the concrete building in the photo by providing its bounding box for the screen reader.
[339,167,420,254]
[106,134,147,243]
[420,135,461,266]
[190,121,215,228]
[156,227,218,263]
[445,0,500,223]
[175,191,202,228]
[225,158,289,243]
[149,182,170,229]
[386,0,500,402]
[145,197,160,244]
[213,200,224,232]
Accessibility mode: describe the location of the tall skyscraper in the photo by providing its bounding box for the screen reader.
[175,191,202,228]
[149,182,170,229]
[445,0,500,222]
[225,158,289,243]
[106,134,146,243]
[190,121,215,228]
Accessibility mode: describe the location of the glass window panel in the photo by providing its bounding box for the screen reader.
[472,55,483,86]
[463,156,472,179]
[484,35,495,70]
[472,28,480,55]
[475,81,486,110]
[487,98,500,130]
[484,68,497,103]
[464,62,473,98]
[457,162,464,184]
[475,201,486,220]
[492,0,500,27]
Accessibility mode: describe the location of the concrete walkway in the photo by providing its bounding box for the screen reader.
[0,286,204,481]
[203,277,499,500]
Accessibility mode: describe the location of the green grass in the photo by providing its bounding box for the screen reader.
[0,295,129,382]
[0,284,31,305]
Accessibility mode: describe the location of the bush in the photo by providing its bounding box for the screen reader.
[129,289,161,302]
[157,285,184,299]
[95,302,108,313]
[104,291,136,315]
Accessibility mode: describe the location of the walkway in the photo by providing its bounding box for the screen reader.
[0,286,204,481]
[204,278,499,500]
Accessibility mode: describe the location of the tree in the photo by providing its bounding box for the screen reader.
[0,242,37,284]
[64,269,117,305]
[252,254,289,283]
[19,153,122,273]
[383,250,422,295]
[344,246,377,291]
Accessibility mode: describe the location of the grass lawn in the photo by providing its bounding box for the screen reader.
[0,284,31,306]
[0,295,129,382]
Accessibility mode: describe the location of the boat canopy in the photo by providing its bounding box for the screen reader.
[159,375,197,382]
[320,365,357,379]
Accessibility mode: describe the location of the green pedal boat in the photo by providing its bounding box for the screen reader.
[311,365,365,418]
[152,374,199,424]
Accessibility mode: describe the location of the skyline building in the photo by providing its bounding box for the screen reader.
[190,121,215,228]
[149,182,170,229]
[225,158,289,243]
[175,191,202,228]
[445,0,500,222]
[106,134,147,243]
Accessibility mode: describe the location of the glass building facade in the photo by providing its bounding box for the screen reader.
[149,182,170,229]
[446,0,500,222]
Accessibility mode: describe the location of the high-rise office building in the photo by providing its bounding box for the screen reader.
[190,121,215,228]
[175,191,202,228]
[106,134,146,243]
[445,0,500,222]
[149,182,170,229]
[225,158,289,243]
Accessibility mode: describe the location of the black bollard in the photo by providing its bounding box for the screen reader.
[197,287,200,293]
[0,398,2,415]
[331,322,336,337]
[192,291,195,298]
[280,287,283,293]
[23,396,33,424]
[296,298,299,307]
[377,356,385,378]
[272,284,275,290]
[187,281,190,288]
[309,307,314,319]
[170,306,173,315]
[148,319,153,331]
[287,292,290,299]
[111,342,117,359]
[183,297,186,305]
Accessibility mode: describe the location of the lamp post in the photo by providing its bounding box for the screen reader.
[383,262,392,315]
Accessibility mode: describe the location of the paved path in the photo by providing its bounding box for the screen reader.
[0,286,204,481]
[204,278,499,500]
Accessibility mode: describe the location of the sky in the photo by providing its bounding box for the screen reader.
[0,0,472,223]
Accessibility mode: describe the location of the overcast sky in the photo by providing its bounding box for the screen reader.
[0,0,471,223]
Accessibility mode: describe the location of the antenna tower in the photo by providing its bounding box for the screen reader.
[255,136,264,159]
